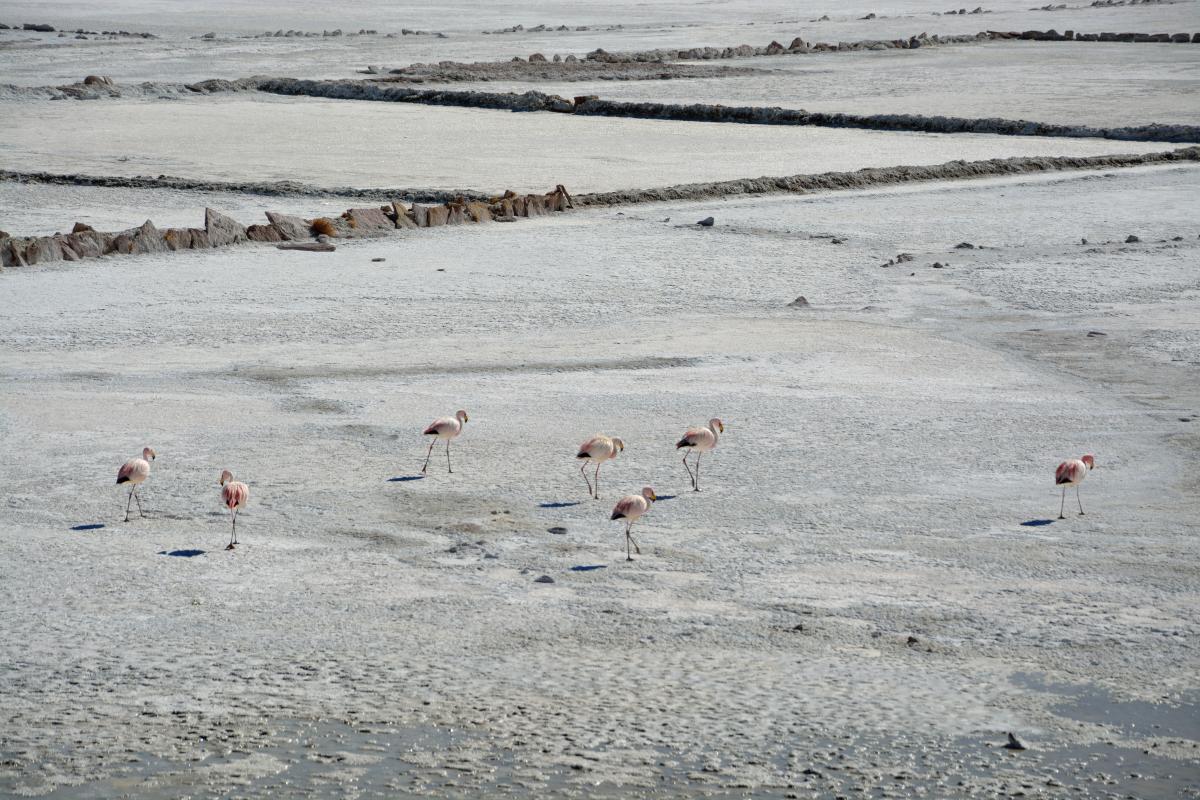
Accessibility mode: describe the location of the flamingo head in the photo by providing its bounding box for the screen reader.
[710,418,725,433]
[219,469,233,486]
[642,486,657,503]
[612,437,625,453]
[456,409,469,424]
[143,447,156,461]
[1081,454,1095,470]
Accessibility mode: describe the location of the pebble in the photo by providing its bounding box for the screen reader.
[534,575,555,584]
[547,526,568,535]
[696,216,715,227]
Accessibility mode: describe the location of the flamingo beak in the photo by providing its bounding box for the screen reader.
[651,492,657,502]
[719,423,725,432]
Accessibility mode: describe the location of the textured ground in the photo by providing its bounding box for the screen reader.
[2,166,1198,797]
[2,1,1199,797]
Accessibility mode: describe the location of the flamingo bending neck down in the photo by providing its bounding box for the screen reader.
[422,409,469,474]
[116,447,156,522]
[220,470,249,549]
[611,486,657,561]
[676,418,724,491]
[576,434,624,499]
[1055,454,1095,519]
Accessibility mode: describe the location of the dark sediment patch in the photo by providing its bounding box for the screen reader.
[379,60,767,83]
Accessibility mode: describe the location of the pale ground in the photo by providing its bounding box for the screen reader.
[0,95,1183,194]
[1,166,1198,797]
[2,0,1199,797]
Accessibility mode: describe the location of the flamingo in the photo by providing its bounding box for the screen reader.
[219,470,249,549]
[116,447,156,522]
[576,434,624,499]
[611,486,657,561]
[422,409,468,474]
[1055,454,1095,519]
[676,418,724,491]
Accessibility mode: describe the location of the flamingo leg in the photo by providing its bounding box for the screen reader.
[694,452,702,492]
[1059,486,1066,520]
[227,507,237,549]
[1077,487,1084,516]
[124,486,135,522]
[580,460,593,497]
[628,533,642,555]
[133,486,144,517]
[681,451,695,490]
[594,462,602,500]
[446,439,453,473]
[625,522,634,561]
[421,438,436,474]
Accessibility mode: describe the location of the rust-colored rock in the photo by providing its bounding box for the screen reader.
[391,201,419,228]
[343,206,394,233]
[466,202,493,223]
[163,228,194,250]
[426,205,450,227]
[247,223,284,242]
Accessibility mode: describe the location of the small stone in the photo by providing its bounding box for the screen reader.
[1081,238,1088,244]
[1125,234,1140,243]
[787,296,810,308]
[954,241,976,249]
[371,257,385,262]
[534,575,555,584]
[697,216,715,227]
[1004,732,1027,751]
[906,635,919,645]
[1086,330,1107,337]
[547,527,568,535]
[931,262,944,268]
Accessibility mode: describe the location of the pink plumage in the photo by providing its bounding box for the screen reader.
[116,447,155,521]
[219,469,249,549]
[677,418,724,491]
[421,409,469,474]
[1054,454,1095,518]
[576,434,624,499]
[611,486,656,561]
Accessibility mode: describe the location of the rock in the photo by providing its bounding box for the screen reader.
[343,206,394,234]
[533,575,556,584]
[23,23,56,32]
[410,204,431,227]
[1125,234,1140,243]
[523,194,548,217]
[109,220,167,255]
[896,252,914,263]
[466,201,493,223]
[71,222,95,233]
[277,242,336,252]
[425,205,450,227]
[265,211,310,241]
[789,37,806,49]
[246,223,283,242]
[954,241,976,249]
[765,40,786,54]
[186,229,211,249]
[547,527,568,535]
[371,257,385,262]
[1081,238,1088,244]
[697,216,715,227]
[25,236,64,264]
[310,217,337,238]
[162,228,194,250]
[528,52,547,62]
[1086,330,1107,337]
[787,296,810,308]
[445,203,469,225]
[205,207,247,246]
[82,75,113,86]
[906,635,920,645]
[391,201,419,229]
[1004,732,1027,751]
[201,32,215,39]
[931,262,945,268]
[2,238,29,267]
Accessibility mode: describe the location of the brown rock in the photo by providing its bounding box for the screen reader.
[277,242,336,252]
[265,211,310,240]
[246,223,284,242]
[129,220,169,254]
[71,221,95,233]
[426,205,450,227]
[162,228,194,250]
[410,204,431,227]
[445,203,468,225]
[3,238,29,267]
[205,207,248,246]
[466,202,493,223]
[391,201,419,229]
[187,229,212,249]
[82,75,113,86]
[524,194,548,217]
[343,206,394,234]
[65,229,110,257]
[58,240,80,261]
[25,236,65,264]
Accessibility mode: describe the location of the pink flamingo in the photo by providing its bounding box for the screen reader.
[611,486,657,561]
[422,409,469,474]
[219,470,249,549]
[1055,454,1095,519]
[676,418,724,491]
[576,434,625,499]
[116,447,156,521]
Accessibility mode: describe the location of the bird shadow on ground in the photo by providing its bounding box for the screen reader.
[388,475,426,482]
[656,494,678,501]
[70,523,106,531]
[158,549,206,557]
[539,500,582,508]
[1020,519,1055,527]
[570,565,607,572]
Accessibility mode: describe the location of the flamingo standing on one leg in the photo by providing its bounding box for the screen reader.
[676,418,724,492]
[611,486,657,561]
[576,434,624,499]
[421,409,469,474]
[219,470,249,550]
[116,447,156,522]
[1055,454,1095,519]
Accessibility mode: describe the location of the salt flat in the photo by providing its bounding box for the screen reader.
[2,167,1198,797]
[0,95,1183,194]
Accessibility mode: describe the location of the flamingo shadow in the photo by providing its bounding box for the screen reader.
[1020,519,1055,527]
[388,475,426,482]
[158,549,206,558]
[655,494,678,502]
[539,501,582,509]
[570,565,607,572]
[70,523,106,531]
